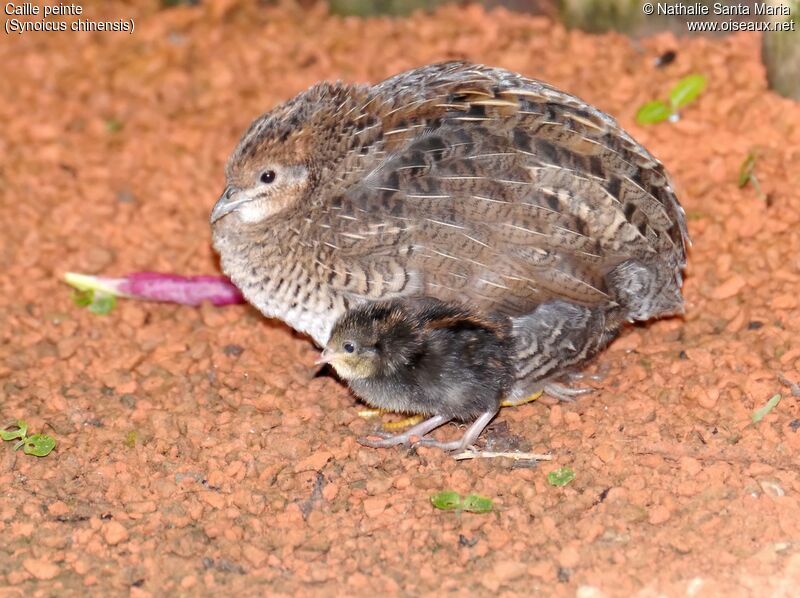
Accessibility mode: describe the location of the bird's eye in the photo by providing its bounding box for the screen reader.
[260,170,276,185]
[343,341,355,353]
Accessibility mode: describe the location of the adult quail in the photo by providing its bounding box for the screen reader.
[319,297,514,450]
[210,61,688,402]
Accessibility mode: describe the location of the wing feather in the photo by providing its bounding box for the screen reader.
[313,62,687,316]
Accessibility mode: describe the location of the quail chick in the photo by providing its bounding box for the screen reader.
[211,61,688,400]
[318,297,513,451]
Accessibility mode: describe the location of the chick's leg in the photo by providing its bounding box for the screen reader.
[358,414,450,448]
[416,410,497,452]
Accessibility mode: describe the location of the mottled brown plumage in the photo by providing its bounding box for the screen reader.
[210,61,688,401]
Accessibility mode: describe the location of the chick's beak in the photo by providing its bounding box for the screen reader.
[314,349,335,366]
[210,186,252,224]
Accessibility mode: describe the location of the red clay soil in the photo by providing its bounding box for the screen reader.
[2,1,800,595]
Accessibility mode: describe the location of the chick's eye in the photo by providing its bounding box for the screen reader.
[343,341,355,353]
[260,170,276,185]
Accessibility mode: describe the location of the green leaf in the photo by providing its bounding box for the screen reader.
[547,466,576,487]
[636,100,671,125]
[124,431,138,448]
[738,152,757,188]
[0,420,28,441]
[88,293,116,315]
[72,287,116,315]
[72,288,94,307]
[669,74,707,110]
[19,434,56,457]
[461,494,493,513]
[105,118,124,133]
[752,394,781,423]
[430,491,462,511]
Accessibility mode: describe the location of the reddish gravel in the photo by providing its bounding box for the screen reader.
[1,1,800,595]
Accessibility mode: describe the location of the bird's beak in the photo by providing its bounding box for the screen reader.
[314,349,335,366]
[210,186,253,224]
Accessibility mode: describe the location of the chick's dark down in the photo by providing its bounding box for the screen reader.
[330,297,513,421]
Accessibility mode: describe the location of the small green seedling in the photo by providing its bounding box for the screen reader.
[636,101,672,125]
[547,466,576,487]
[636,74,707,125]
[430,491,493,513]
[19,435,57,457]
[669,74,706,110]
[738,152,757,187]
[430,490,462,510]
[0,420,27,441]
[752,394,781,424]
[105,118,124,133]
[1,421,56,457]
[460,494,494,514]
[124,431,138,448]
[738,151,768,202]
[72,288,116,315]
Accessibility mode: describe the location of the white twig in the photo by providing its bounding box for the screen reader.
[452,450,553,461]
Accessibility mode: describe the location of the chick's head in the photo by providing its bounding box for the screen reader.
[320,302,423,380]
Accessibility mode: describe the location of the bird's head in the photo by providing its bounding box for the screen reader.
[317,302,422,381]
[210,81,371,231]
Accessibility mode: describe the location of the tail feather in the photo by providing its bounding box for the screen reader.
[605,258,685,322]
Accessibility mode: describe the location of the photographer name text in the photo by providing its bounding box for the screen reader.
[653,2,790,16]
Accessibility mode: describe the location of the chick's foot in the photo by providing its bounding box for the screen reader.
[358,414,450,448]
[416,411,497,452]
